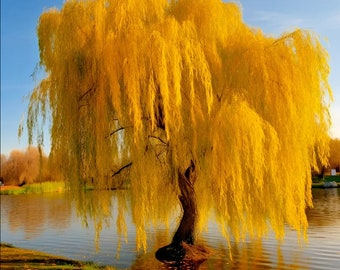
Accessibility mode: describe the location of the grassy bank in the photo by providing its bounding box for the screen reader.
[325,174,340,182]
[0,243,114,269]
[0,181,66,195]
[312,174,340,188]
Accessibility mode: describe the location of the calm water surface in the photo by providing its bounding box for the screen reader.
[1,188,340,269]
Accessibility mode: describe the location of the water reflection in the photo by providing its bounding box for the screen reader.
[1,189,340,269]
[307,188,340,226]
[128,239,304,270]
[1,193,72,239]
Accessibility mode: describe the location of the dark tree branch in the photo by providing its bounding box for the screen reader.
[109,127,125,136]
[154,148,168,164]
[107,124,133,138]
[78,84,96,102]
[111,162,133,177]
[148,135,168,146]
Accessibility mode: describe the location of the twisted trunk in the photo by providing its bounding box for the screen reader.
[156,161,208,265]
[171,161,197,246]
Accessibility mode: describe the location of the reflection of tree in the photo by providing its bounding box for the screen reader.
[2,194,72,239]
[128,236,302,270]
[47,195,73,230]
[227,241,272,270]
[75,191,307,269]
[306,189,340,227]
[2,191,315,269]
[75,190,132,253]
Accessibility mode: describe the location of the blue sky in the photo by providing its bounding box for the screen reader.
[1,0,340,155]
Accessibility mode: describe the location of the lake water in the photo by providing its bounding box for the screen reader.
[1,188,340,269]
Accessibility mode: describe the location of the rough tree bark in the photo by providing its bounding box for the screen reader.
[156,161,209,265]
[171,161,197,246]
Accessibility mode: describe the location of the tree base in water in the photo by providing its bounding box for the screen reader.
[155,162,211,267]
[155,242,210,268]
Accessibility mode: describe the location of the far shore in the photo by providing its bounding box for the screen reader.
[0,185,25,195]
[1,175,340,195]
[0,185,22,191]
[0,181,66,195]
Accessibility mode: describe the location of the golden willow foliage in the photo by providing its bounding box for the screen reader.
[26,0,332,250]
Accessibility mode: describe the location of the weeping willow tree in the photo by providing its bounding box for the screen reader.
[25,0,332,262]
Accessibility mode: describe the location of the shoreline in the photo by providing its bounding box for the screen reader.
[0,243,111,269]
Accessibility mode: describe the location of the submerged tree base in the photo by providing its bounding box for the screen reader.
[156,242,210,268]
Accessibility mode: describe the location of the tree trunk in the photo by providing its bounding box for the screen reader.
[318,166,325,179]
[156,161,209,265]
[171,161,197,246]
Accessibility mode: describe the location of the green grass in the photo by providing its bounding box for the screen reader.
[0,188,25,195]
[323,174,340,182]
[24,181,66,193]
[312,174,340,182]
[312,174,340,188]
[0,181,67,195]
[0,243,115,269]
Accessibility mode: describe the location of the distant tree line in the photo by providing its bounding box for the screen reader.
[0,147,51,186]
[1,139,339,186]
